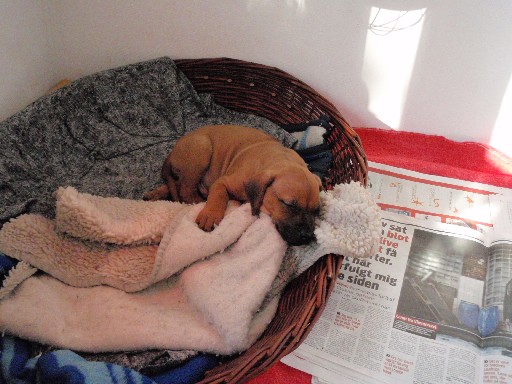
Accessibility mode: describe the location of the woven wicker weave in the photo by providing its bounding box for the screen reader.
[175,58,368,384]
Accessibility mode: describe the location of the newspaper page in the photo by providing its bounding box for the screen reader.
[366,162,504,231]
[282,163,512,384]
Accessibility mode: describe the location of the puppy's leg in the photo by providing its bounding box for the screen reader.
[143,184,170,201]
[195,177,231,231]
[167,134,212,204]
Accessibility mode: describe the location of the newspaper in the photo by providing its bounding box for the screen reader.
[282,162,512,384]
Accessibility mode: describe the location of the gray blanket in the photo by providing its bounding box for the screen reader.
[0,57,296,227]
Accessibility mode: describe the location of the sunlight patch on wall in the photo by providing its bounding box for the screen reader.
[490,73,512,158]
[362,7,426,129]
[286,0,306,12]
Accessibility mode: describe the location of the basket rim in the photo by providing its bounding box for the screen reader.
[175,57,368,187]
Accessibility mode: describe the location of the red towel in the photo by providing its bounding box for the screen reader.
[248,127,512,384]
[355,128,512,188]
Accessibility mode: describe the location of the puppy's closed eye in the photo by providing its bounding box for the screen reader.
[279,199,300,212]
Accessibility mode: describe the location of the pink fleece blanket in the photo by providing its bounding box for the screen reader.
[0,187,286,354]
[0,183,380,357]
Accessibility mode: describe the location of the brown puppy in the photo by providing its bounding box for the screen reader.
[144,125,323,245]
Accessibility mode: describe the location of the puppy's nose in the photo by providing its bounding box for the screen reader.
[287,230,315,246]
[299,230,315,244]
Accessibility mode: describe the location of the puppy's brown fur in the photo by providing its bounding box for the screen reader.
[144,125,322,245]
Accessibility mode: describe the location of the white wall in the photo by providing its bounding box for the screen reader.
[0,1,57,121]
[2,1,512,155]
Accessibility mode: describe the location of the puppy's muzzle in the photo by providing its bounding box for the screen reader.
[276,216,316,246]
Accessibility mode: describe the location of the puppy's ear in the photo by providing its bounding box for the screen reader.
[244,170,276,216]
[161,154,179,201]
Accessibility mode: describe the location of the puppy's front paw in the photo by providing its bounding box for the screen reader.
[195,206,225,232]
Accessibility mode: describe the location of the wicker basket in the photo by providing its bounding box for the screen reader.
[175,58,368,384]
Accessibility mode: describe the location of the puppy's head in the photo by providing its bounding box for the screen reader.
[245,167,322,246]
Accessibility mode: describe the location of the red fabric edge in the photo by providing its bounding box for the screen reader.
[355,128,512,189]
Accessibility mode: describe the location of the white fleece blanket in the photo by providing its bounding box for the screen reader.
[0,182,380,355]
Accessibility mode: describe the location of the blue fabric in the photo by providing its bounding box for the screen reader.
[0,253,219,384]
[280,114,331,133]
[151,355,219,384]
[300,149,332,181]
[0,253,18,287]
[0,333,218,384]
[280,116,332,180]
